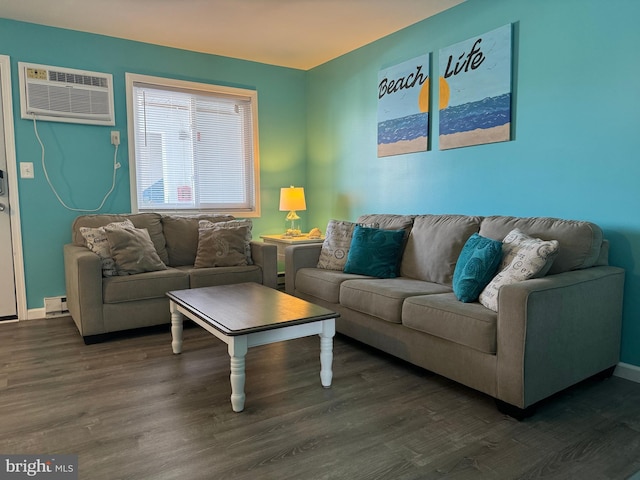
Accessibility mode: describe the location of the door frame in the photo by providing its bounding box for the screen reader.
[0,55,27,320]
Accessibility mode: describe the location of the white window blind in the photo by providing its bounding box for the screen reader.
[126,74,260,215]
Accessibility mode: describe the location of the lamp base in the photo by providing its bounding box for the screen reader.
[284,211,302,237]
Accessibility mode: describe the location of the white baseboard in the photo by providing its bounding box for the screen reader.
[26,307,46,320]
[614,362,640,383]
[25,307,69,320]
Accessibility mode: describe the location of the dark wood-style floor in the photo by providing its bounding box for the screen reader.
[2,317,640,480]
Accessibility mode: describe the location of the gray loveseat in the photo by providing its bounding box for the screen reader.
[285,214,625,417]
[64,213,277,343]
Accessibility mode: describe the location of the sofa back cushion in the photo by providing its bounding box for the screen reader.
[478,216,604,274]
[162,214,235,266]
[400,214,482,285]
[355,214,416,233]
[72,213,168,265]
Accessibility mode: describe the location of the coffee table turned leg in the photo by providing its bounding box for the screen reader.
[228,336,248,412]
[170,301,183,354]
[319,319,336,387]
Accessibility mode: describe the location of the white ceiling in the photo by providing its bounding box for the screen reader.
[1,0,465,70]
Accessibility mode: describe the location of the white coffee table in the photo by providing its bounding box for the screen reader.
[167,282,338,412]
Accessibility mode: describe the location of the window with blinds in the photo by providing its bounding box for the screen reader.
[125,73,260,215]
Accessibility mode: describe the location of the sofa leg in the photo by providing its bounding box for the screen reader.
[594,365,616,380]
[83,333,114,345]
[495,400,537,420]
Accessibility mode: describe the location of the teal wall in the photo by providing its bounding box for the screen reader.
[0,19,307,311]
[306,0,640,365]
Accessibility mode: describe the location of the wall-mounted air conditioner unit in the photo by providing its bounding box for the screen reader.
[18,62,115,126]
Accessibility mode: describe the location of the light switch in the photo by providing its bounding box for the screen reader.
[20,162,34,179]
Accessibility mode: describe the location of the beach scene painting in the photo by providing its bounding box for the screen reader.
[377,54,430,157]
[438,24,512,150]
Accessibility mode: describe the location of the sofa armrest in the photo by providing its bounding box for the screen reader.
[496,265,625,408]
[250,241,278,289]
[63,243,105,336]
[284,243,323,295]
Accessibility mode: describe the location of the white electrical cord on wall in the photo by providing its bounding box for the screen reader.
[32,116,120,212]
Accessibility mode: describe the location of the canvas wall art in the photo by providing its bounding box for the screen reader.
[377,54,430,157]
[438,24,512,150]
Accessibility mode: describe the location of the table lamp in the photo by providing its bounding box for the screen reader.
[279,186,306,236]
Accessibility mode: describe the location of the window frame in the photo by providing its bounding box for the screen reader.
[125,73,260,217]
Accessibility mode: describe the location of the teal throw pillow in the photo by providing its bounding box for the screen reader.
[453,233,503,303]
[343,225,405,278]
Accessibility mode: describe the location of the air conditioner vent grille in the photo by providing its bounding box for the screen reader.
[19,62,115,126]
[48,70,109,88]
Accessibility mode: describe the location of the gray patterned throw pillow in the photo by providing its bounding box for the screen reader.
[80,220,134,277]
[194,225,249,268]
[199,219,253,265]
[104,226,167,275]
[316,220,357,270]
[479,228,559,312]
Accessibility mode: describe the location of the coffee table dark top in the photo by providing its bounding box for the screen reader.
[167,282,338,336]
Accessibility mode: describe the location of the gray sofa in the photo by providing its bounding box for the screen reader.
[64,213,277,343]
[285,214,625,417]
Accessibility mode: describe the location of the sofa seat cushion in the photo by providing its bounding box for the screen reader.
[402,293,497,354]
[479,216,603,274]
[400,214,482,285]
[103,267,189,304]
[340,278,452,324]
[295,268,369,303]
[186,265,262,288]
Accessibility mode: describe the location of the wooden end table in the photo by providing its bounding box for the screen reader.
[260,233,325,264]
[167,282,338,412]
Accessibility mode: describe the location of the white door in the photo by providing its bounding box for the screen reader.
[0,65,17,319]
